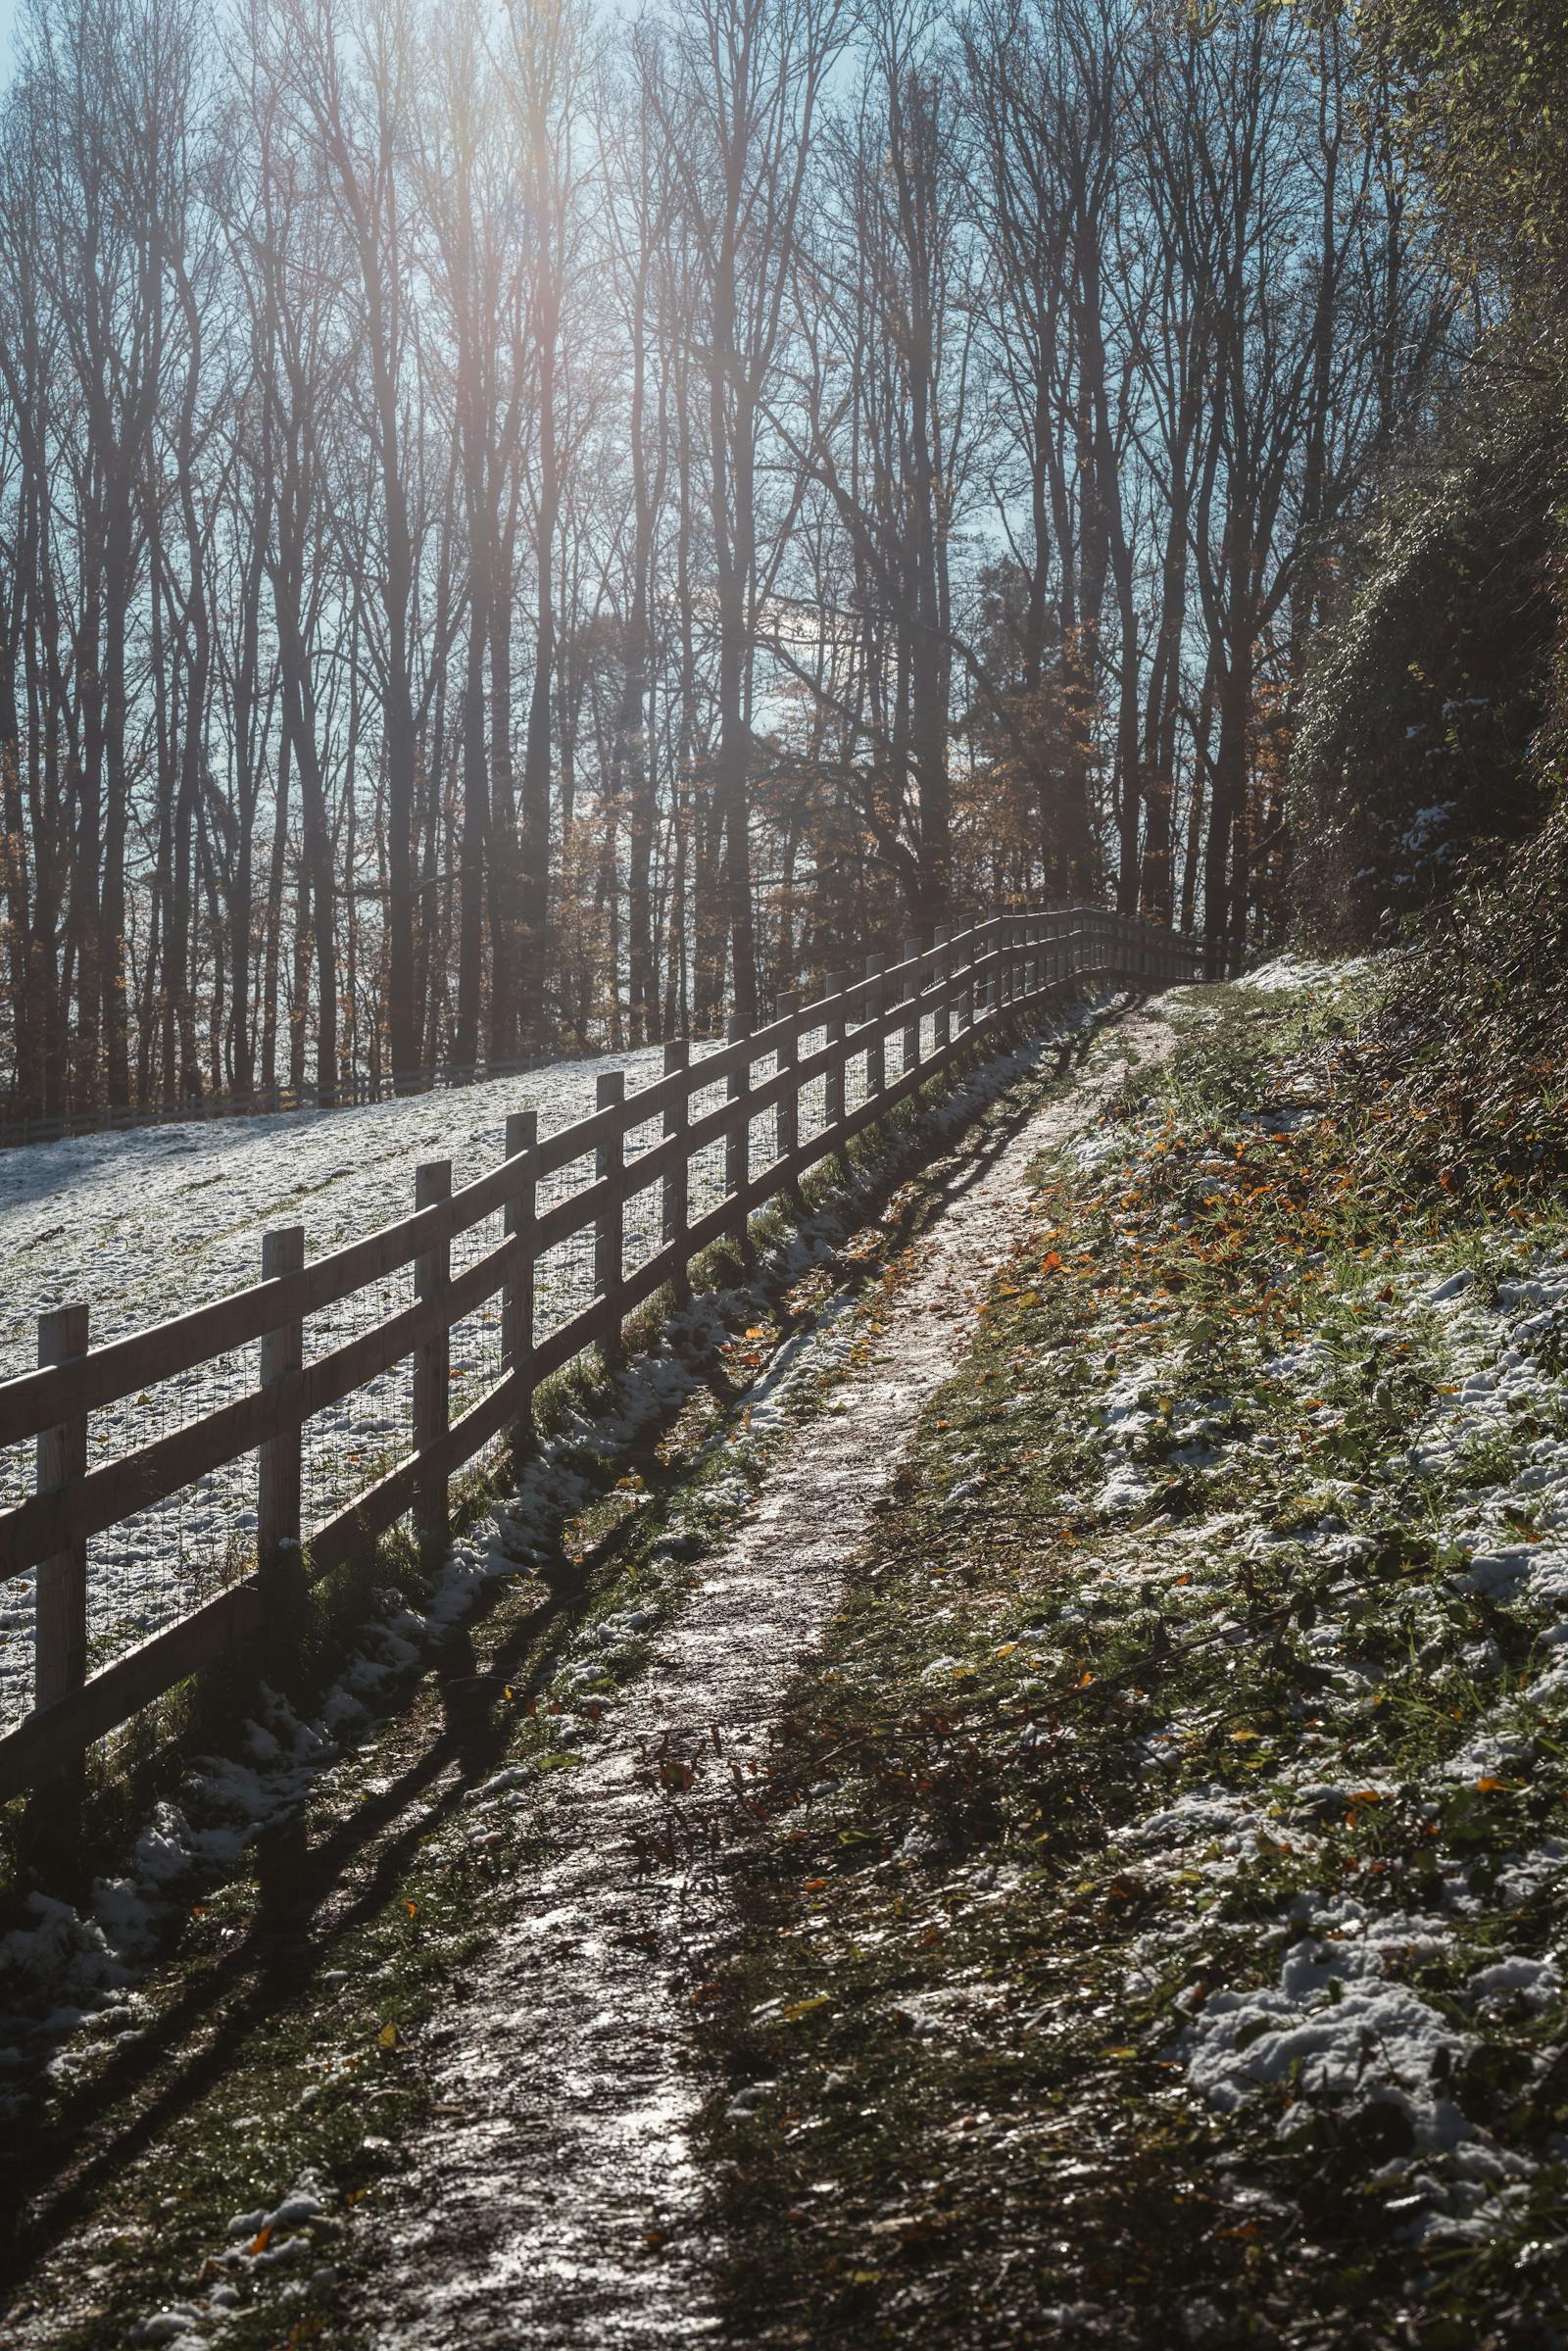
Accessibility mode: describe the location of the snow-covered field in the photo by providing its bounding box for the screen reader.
[0,1041,665,1375]
[0,1040,692,1730]
[0,1015,921,1730]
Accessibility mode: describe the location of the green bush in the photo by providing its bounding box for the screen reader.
[1290,375,1564,950]
[1341,797,1568,1206]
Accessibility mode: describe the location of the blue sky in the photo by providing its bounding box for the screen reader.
[0,2,16,88]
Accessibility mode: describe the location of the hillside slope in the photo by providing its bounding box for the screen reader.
[700,962,1568,2351]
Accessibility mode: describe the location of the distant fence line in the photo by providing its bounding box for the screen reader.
[0,906,1198,1802]
[0,1048,582,1154]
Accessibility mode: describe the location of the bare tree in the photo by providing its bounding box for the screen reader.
[0,0,1447,1116]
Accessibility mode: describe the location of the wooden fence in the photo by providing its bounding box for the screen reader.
[0,906,1197,1800]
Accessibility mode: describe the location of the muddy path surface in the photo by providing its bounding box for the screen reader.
[356,1008,1176,2350]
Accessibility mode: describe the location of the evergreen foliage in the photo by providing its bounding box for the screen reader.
[1292,6,1568,955]
[1291,377,1564,946]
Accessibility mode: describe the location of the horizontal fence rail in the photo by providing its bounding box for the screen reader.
[0,906,1198,1799]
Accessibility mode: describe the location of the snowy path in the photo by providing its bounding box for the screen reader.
[354,1011,1174,2349]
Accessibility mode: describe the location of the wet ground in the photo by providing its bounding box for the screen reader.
[352,1013,1174,2349]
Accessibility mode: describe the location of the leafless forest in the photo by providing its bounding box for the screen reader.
[0,0,1446,1118]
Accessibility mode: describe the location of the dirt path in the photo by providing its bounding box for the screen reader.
[360,1010,1175,2349]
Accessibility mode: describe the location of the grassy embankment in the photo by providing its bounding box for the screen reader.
[700,966,1568,2351]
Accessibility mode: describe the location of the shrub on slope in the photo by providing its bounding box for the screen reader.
[1292,0,1568,953]
[1334,800,1568,1213]
[1290,376,1564,952]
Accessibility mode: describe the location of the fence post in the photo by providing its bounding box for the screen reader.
[901,939,921,1078]
[933,925,952,1056]
[725,1016,752,1254]
[824,971,847,1137]
[259,1229,305,1650]
[962,928,977,1035]
[414,1159,452,1556]
[662,1039,691,1298]
[864,954,886,1100]
[775,993,800,1175]
[596,1073,626,1364]
[35,1303,89,1711]
[503,1110,537,1412]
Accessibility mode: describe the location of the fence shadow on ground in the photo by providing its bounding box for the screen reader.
[0,1004,1114,2288]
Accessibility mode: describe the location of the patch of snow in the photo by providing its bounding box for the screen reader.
[1185,1915,1467,2147]
[1096,1461,1153,1516]
[1132,1785,1265,1854]
[1238,955,1367,997]
[1071,1124,1125,1169]
[1469,1956,1562,2015]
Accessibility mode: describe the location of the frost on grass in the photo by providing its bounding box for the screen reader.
[1237,953,1370,997]
[0,1012,1106,2114]
[703,972,1568,2344]
[1057,995,1568,2304]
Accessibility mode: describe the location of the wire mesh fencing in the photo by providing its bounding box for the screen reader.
[1,1340,263,1736]
[301,1267,418,1543]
